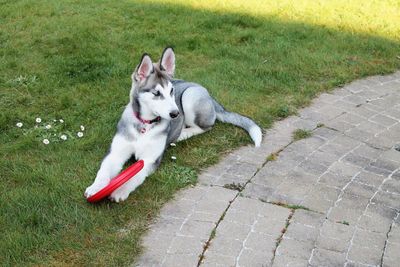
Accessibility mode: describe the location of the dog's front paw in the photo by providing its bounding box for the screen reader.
[84,181,108,198]
[109,187,131,203]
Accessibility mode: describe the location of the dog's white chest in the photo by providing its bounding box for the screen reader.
[131,124,167,160]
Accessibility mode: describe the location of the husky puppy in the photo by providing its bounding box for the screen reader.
[84,48,262,202]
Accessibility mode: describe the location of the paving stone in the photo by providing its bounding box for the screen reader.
[298,159,329,176]
[201,252,236,266]
[383,108,400,120]
[272,255,309,267]
[287,168,319,184]
[150,216,185,235]
[344,83,368,93]
[291,209,325,228]
[345,128,373,142]
[253,216,290,237]
[205,236,243,257]
[273,180,312,203]
[352,143,382,160]
[329,161,362,179]
[292,118,318,130]
[381,179,400,194]
[315,235,350,253]
[307,150,340,167]
[276,238,314,260]
[160,200,195,219]
[244,232,276,252]
[370,114,398,127]
[319,142,351,157]
[168,235,204,254]
[357,121,386,134]
[216,220,251,241]
[299,108,326,123]
[230,145,271,168]
[380,149,400,163]
[237,248,272,267]
[241,182,275,202]
[325,118,355,132]
[179,219,216,240]
[285,222,319,242]
[302,184,341,213]
[333,100,356,111]
[352,228,387,248]
[343,94,366,105]
[347,244,382,266]
[163,253,199,267]
[358,212,394,233]
[353,171,385,187]
[141,231,174,256]
[364,164,393,176]
[320,220,354,242]
[387,221,400,244]
[342,152,372,168]
[335,193,370,210]
[203,198,290,266]
[372,191,400,210]
[252,167,287,188]
[369,158,399,172]
[223,209,258,226]
[328,207,363,225]
[224,162,259,181]
[309,248,346,267]
[138,73,400,265]
[313,127,340,140]
[339,113,366,125]
[343,182,376,199]
[367,135,398,150]
[319,171,352,188]
[349,105,377,119]
[383,242,400,267]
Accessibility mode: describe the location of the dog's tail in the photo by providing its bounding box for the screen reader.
[212,99,262,147]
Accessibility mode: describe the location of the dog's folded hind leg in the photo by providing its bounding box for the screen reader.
[177,126,206,142]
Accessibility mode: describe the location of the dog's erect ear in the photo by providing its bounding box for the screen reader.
[159,47,175,77]
[134,53,154,82]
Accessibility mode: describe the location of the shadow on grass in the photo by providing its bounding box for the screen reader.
[0,0,399,265]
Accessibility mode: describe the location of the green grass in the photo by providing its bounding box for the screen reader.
[267,153,279,161]
[293,129,313,141]
[0,0,399,265]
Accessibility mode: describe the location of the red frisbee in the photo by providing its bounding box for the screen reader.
[86,160,144,203]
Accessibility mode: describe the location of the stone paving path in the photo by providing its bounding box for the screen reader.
[136,72,400,267]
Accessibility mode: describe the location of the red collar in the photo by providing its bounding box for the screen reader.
[134,112,161,124]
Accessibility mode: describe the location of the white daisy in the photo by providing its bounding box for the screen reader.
[59,119,64,123]
[43,139,50,145]
[45,124,52,129]
[36,117,42,123]
[60,134,67,141]
[80,125,85,131]
[171,156,177,160]
[16,122,23,128]
[53,119,57,122]
[77,132,84,138]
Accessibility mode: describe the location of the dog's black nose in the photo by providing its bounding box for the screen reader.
[169,110,179,118]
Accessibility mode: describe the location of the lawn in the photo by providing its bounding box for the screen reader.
[0,0,399,265]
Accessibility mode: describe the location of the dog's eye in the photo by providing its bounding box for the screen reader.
[153,91,161,97]
[170,87,174,96]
